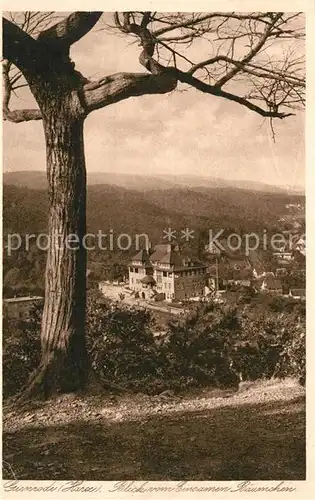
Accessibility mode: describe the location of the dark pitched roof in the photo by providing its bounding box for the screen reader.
[149,244,169,262]
[159,251,173,264]
[131,249,152,266]
[150,243,180,259]
[159,250,184,267]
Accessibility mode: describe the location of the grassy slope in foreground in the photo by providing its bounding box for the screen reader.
[3,378,305,480]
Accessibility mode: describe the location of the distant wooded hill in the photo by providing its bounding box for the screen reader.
[3,170,304,194]
[3,182,305,238]
[3,179,305,295]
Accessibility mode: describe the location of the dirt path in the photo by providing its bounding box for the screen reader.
[3,379,305,480]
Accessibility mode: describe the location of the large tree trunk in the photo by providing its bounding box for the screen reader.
[23,87,89,399]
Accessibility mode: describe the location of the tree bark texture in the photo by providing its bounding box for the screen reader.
[26,75,89,397]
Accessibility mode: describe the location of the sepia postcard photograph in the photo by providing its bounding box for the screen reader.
[1,0,314,497]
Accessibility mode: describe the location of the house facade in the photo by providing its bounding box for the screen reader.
[129,244,207,302]
[289,288,306,300]
[129,249,155,299]
[3,296,44,321]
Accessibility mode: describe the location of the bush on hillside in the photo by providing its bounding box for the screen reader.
[162,303,241,390]
[3,305,42,398]
[232,312,306,384]
[86,293,166,393]
[2,292,306,399]
[274,317,306,385]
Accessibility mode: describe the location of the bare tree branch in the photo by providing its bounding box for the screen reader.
[2,17,43,73]
[3,11,305,124]
[2,12,63,92]
[113,11,304,119]
[2,13,103,123]
[3,107,42,123]
[3,60,42,122]
[83,71,177,112]
[37,11,103,48]
[188,56,305,87]
[215,13,283,87]
[173,68,294,118]
[152,12,273,37]
[114,12,162,74]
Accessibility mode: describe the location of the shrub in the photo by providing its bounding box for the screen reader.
[161,303,240,390]
[3,305,42,398]
[267,295,302,314]
[86,293,165,393]
[2,293,306,399]
[274,317,306,385]
[239,286,258,304]
[231,312,306,384]
[231,315,283,381]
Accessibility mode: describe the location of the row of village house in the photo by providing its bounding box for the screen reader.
[128,242,305,303]
[3,240,305,320]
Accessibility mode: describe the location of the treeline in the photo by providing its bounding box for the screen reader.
[4,184,303,238]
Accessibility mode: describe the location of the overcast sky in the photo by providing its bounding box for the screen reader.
[3,13,305,189]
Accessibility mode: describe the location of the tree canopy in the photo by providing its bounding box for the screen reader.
[3,11,305,125]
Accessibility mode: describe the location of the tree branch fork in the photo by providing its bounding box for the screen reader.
[3,11,304,124]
